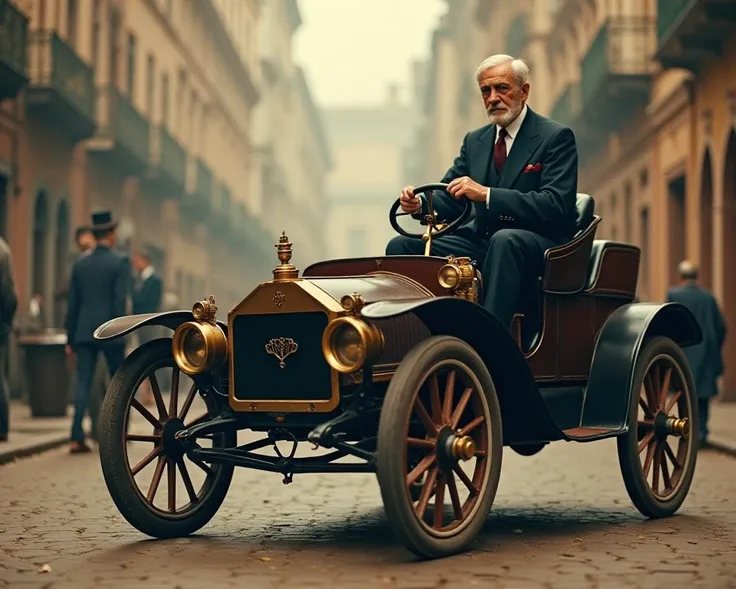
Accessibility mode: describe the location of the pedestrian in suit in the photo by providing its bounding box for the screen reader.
[131,248,164,404]
[132,247,163,332]
[667,260,726,445]
[386,53,578,328]
[0,237,18,443]
[66,211,130,453]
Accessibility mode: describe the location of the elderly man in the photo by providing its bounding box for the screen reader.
[386,54,578,328]
[667,260,726,446]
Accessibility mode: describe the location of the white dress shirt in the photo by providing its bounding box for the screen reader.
[486,103,528,207]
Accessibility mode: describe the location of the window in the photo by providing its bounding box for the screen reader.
[67,0,78,48]
[126,33,136,98]
[348,228,367,257]
[146,54,155,116]
[161,72,169,127]
[91,0,100,66]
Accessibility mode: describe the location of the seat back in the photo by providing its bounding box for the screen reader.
[574,193,595,236]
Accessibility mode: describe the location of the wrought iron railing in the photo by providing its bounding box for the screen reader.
[657,0,693,41]
[580,17,656,107]
[151,124,186,187]
[28,31,94,119]
[505,14,528,58]
[0,0,28,74]
[97,85,150,162]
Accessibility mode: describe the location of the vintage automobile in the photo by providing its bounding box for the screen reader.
[94,184,701,560]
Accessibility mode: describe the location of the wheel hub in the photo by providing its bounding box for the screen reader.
[436,425,476,470]
[161,417,186,458]
[654,412,689,440]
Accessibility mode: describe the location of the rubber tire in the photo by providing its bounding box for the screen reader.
[509,443,547,457]
[376,335,503,559]
[98,338,236,538]
[616,335,698,518]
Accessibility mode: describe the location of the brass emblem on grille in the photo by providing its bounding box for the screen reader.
[265,337,298,368]
[273,291,286,307]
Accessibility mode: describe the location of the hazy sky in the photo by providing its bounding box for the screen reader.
[293,0,446,108]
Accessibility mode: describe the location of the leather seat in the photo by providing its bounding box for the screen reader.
[573,193,595,236]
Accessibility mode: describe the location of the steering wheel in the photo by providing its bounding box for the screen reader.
[389,183,473,255]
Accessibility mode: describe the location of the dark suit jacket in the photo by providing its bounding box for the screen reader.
[419,107,578,245]
[132,271,163,315]
[667,283,726,399]
[66,245,130,347]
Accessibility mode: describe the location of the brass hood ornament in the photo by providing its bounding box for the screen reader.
[273,230,299,281]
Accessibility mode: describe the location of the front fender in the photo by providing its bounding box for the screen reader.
[362,297,562,444]
[581,301,702,432]
[93,310,229,342]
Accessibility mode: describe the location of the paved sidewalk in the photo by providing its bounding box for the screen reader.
[0,401,87,465]
[706,398,736,457]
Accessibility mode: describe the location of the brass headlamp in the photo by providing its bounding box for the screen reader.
[321,294,384,373]
[438,256,475,297]
[172,296,228,375]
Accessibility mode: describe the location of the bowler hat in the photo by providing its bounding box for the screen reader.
[90,210,118,231]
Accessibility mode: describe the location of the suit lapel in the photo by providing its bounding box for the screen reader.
[497,109,543,189]
[474,124,496,186]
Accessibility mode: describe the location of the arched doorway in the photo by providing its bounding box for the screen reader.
[721,130,736,401]
[53,200,70,327]
[700,149,714,289]
[32,191,49,319]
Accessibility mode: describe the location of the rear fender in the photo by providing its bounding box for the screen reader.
[581,302,702,432]
[362,297,562,444]
[93,311,229,342]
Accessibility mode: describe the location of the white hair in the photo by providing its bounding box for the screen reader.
[475,54,530,86]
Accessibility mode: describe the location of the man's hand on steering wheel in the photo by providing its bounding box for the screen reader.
[399,185,422,214]
[447,176,488,202]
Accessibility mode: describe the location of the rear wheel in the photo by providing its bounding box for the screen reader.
[617,336,697,518]
[99,338,236,538]
[376,336,503,559]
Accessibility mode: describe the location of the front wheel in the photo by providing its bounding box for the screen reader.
[376,336,503,559]
[98,338,236,538]
[617,336,698,518]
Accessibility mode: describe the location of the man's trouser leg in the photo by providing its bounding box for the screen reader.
[480,229,555,328]
[70,345,98,442]
[0,342,9,438]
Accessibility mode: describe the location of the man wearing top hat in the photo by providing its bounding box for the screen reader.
[65,210,131,453]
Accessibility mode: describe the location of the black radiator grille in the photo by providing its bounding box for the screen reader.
[231,312,332,402]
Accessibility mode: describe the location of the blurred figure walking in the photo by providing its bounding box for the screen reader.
[0,236,18,443]
[65,212,130,453]
[667,260,726,446]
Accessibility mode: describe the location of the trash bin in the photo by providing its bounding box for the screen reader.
[18,329,70,418]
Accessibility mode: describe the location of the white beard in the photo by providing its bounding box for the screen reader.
[487,102,522,127]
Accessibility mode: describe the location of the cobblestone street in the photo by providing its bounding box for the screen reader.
[1,437,735,589]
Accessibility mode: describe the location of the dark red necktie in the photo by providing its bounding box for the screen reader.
[494,127,508,173]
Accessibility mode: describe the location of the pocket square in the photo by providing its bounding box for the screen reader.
[523,163,542,173]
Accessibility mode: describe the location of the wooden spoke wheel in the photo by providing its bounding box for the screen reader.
[617,336,698,518]
[98,338,236,538]
[377,336,502,559]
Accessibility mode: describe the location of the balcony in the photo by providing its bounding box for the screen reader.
[579,17,657,133]
[505,14,528,58]
[86,85,150,174]
[0,0,29,100]
[181,157,212,218]
[229,201,260,247]
[144,124,187,195]
[656,0,736,71]
[550,82,581,129]
[210,183,232,229]
[25,31,95,142]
